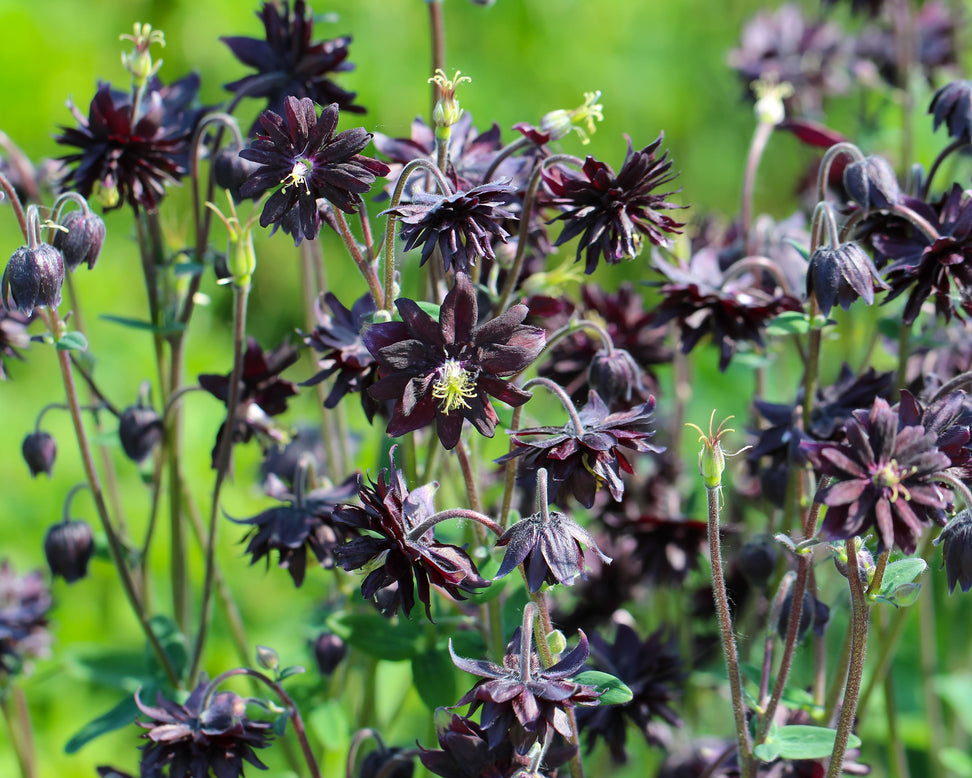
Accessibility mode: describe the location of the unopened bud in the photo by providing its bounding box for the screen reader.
[2,244,65,314]
[256,645,280,671]
[52,210,106,271]
[22,431,56,477]
[44,519,95,583]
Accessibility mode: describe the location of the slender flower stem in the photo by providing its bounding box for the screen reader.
[523,376,584,435]
[917,546,947,778]
[923,137,968,198]
[406,508,503,541]
[427,0,446,119]
[705,483,755,778]
[826,538,870,778]
[802,295,822,433]
[0,172,30,241]
[334,209,383,309]
[817,143,865,204]
[0,692,33,778]
[537,318,614,358]
[721,255,795,296]
[499,405,523,530]
[741,120,775,255]
[189,282,250,684]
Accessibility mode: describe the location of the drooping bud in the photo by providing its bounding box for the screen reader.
[22,431,56,477]
[843,155,901,212]
[935,511,972,593]
[313,632,347,676]
[214,149,262,202]
[806,241,886,317]
[737,535,779,589]
[44,519,95,583]
[118,403,164,464]
[359,747,414,778]
[2,244,65,314]
[777,591,830,642]
[587,347,646,406]
[52,209,106,271]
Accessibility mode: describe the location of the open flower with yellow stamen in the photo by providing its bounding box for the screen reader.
[363,273,544,450]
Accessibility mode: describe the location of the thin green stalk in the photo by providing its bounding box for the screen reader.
[499,405,523,530]
[334,209,383,309]
[0,691,33,778]
[880,614,910,778]
[918,553,948,778]
[741,120,775,255]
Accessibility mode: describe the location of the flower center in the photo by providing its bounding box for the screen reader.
[432,359,477,413]
[872,458,916,502]
[282,159,312,193]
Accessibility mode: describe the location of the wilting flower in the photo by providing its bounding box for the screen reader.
[57,75,202,211]
[239,97,389,244]
[451,627,601,752]
[44,519,95,583]
[382,182,517,274]
[576,623,686,763]
[230,472,359,587]
[802,397,953,553]
[301,292,382,421]
[543,135,684,274]
[0,308,29,380]
[333,448,489,619]
[365,273,544,450]
[0,560,52,680]
[936,510,972,593]
[136,679,273,778]
[806,241,886,317]
[221,0,363,129]
[495,508,611,592]
[498,391,662,508]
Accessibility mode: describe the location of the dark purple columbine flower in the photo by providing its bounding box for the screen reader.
[301,292,382,422]
[198,337,299,466]
[930,79,972,140]
[22,431,56,477]
[575,623,686,764]
[230,472,359,587]
[57,75,203,212]
[136,679,273,778]
[842,155,901,213]
[802,397,953,553]
[365,273,544,450]
[451,627,601,753]
[221,0,364,132]
[332,448,489,619]
[0,308,29,380]
[936,510,972,593]
[543,135,684,274]
[239,97,389,244]
[51,209,105,271]
[806,241,886,317]
[44,519,95,583]
[0,560,52,680]
[497,391,662,509]
[2,243,65,315]
[382,182,517,274]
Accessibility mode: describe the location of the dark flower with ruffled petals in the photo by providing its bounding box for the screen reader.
[451,628,601,752]
[333,448,489,619]
[930,79,972,140]
[198,337,299,466]
[364,273,544,450]
[221,0,363,132]
[896,388,972,478]
[239,97,389,244]
[810,364,895,440]
[576,623,686,764]
[136,678,273,778]
[2,243,64,315]
[57,75,202,212]
[936,510,972,593]
[543,135,684,274]
[495,508,611,592]
[301,292,382,421]
[383,182,517,274]
[802,397,953,553]
[0,308,29,380]
[51,209,105,271]
[230,472,358,587]
[842,155,901,212]
[0,561,51,680]
[497,391,662,508]
[606,512,708,589]
[806,241,886,317]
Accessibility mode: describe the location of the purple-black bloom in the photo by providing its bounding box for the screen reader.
[365,273,544,450]
[0,308,29,380]
[44,519,95,583]
[930,79,972,140]
[0,560,51,680]
[239,97,389,244]
[22,431,56,477]
[936,510,972,593]
[806,241,886,317]
[51,209,105,271]
[2,243,65,315]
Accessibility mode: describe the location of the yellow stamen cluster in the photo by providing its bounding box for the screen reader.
[432,359,477,413]
[872,459,917,502]
[282,160,312,193]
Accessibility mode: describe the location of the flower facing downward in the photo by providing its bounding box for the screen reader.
[936,511,972,593]
[239,97,389,244]
[806,241,886,317]
[364,273,544,450]
[930,80,972,140]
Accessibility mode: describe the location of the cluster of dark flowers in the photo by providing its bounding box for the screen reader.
[7,0,972,777]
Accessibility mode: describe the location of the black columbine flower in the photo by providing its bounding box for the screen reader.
[221,0,363,129]
[51,209,105,271]
[302,292,382,422]
[806,241,886,317]
[44,519,95,583]
[239,97,389,244]
[802,397,953,553]
[936,510,972,593]
[543,135,684,274]
[198,337,299,465]
[498,391,662,509]
[576,623,686,764]
[0,308,29,380]
[0,560,52,680]
[136,679,274,778]
[332,448,489,619]
[842,155,901,212]
[930,79,972,140]
[364,273,544,450]
[382,182,517,274]
[22,431,56,477]
[495,508,611,592]
[230,472,359,587]
[57,75,202,212]
[2,243,65,315]
[451,627,601,753]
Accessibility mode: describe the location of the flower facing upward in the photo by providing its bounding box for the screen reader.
[364,273,544,450]
[136,679,273,778]
[332,448,489,619]
[544,135,684,274]
[239,97,389,244]
[802,397,952,553]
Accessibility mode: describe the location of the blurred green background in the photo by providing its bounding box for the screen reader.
[0,1,970,776]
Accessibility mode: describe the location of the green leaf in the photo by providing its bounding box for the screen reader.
[272,711,291,736]
[146,614,188,681]
[63,647,152,692]
[326,610,422,661]
[277,665,306,682]
[100,314,186,335]
[754,724,861,762]
[64,693,140,753]
[308,700,350,751]
[766,311,813,335]
[56,331,88,351]
[784,238,811,261]
[877,316,901,340]
[877,558,927,603]
[935,674,972,733]
[416,301,441,320]
[411,648,457,710]
[572,670,633,705]
[940,747,972,777]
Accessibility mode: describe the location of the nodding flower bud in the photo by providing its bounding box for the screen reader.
[806,241,886,317]
[214,149,262,203]
[52,210,106,271]
[313,632,347,676]
[587,347,646,406]
[44,519,95,583]
[737,535,779,589]
[777,591,830,643]
[935,510,972,593]
[843,155,901,212]
[22,431,56,477]
[2,244,65,315]
[118,403,164,464]
[429,69,471,136]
